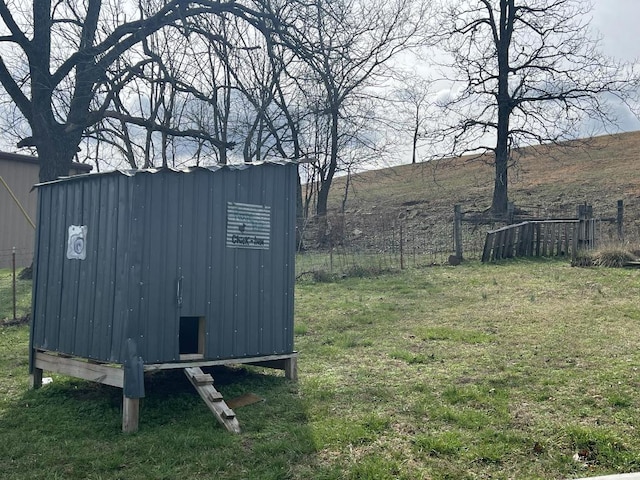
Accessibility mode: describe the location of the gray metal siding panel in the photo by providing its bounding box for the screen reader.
[110,175,135,362]
[208,170,230,359]
[91,176,120,360]
[139,171,184,363]
[138,174,156,362]
[121,174,146,362]
[160,174,181,360]
[32,187,52,349]
[57,181,82,354]
[216,170,237,359]
[179,172,209,318]
[44,185,68,351]
[73,179,98,358]
[268,164,296,354]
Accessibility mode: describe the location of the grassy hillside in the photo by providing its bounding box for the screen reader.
[327,131,640,236]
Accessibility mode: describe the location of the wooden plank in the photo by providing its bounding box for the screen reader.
[247,356,298,381]
[122,396,139,433]
[34,351,124,388]
[285,356,298,382]
[481,232,494,262]
[145,352,298,372]
[193,373,214,385]
[524,223,532,256]
[184,368,214,385]
[495,230,505,260]
[505,226,514,258]
[207,390,224,402]
[179,353,205,361]
[30,366,43,390]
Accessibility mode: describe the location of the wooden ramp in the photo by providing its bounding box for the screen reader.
[184,367,241,434]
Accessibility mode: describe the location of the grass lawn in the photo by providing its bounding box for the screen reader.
[2,259,640,479]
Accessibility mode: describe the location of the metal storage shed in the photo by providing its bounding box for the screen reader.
[29,161,299,432]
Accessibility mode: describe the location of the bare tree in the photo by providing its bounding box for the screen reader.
[279,0,428,216]
[391,73,432,164]
[0,0,271,181]
[430,0,638,217]
[85,6,301,169]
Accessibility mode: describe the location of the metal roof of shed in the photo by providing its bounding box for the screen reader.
[34,160,302,187]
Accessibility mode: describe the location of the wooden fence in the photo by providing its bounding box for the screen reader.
[481,218,597,263]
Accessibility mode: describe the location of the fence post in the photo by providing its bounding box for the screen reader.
[576,204,594,251]
[329,238,333,273]
[617,200,624,241]
[453,205,463,260]
[400,223,404,270]
[12,246,17,321]
[507,202,515,224]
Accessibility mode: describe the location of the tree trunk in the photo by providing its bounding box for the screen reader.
[491,150,509,217]
[295,170,305,251]
[315,107,339,217]
[316,177,332,217]
[491,0,513,218]
[35,128,78,182]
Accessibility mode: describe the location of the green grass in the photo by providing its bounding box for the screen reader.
[3,259,640,478]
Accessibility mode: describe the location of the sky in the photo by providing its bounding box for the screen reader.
[585,0,640,133]
[592,0,640,62]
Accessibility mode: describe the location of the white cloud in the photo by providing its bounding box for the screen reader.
[591,0,640,61]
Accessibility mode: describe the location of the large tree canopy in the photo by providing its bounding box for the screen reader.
[429,0,638,216]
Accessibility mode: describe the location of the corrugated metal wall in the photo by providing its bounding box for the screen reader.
[31,163,297,364]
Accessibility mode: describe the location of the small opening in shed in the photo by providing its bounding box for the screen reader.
[179,316,205,360]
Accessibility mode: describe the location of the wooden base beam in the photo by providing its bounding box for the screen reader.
[144,352,298,373]
[31,350,298,433]
[247,356,298,381]
[34,351,124,388]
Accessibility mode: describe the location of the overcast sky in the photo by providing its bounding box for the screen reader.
[592,0,640,62]
[589,0,640,133]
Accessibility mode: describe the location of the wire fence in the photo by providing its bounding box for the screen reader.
[295,202,631,278]
[296,211,471,278]
[0,246,32,270]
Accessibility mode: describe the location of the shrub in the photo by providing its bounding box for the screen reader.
[571,250,595,267]
[593,248,636,268]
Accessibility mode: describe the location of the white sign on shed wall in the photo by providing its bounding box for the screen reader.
[226,202,271,250]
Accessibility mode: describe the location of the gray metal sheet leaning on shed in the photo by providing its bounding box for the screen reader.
[30,162,298,384]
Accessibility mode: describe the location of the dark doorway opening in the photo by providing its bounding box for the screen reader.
[179,316,205,359]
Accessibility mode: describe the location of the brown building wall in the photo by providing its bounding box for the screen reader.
[0,153,91,268]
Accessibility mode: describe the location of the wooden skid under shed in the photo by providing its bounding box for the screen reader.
[30,350,298,433]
